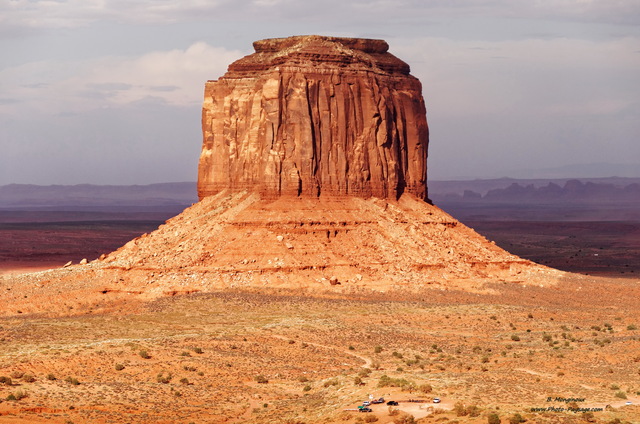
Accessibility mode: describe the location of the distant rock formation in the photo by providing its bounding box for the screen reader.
[434,180,640,205]
[198,36,429,200]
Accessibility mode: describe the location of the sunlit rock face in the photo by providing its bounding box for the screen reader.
[198,35,429,200]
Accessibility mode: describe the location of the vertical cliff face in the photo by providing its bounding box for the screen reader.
[198,35,429,200]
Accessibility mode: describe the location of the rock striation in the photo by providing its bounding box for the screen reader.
[198,35,429,200]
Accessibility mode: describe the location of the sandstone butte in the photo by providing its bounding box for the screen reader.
[0,36,562,317]
[198,35,429,200]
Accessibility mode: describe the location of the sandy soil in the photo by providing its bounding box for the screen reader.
[0,193,638,423]
[0,274,638,423]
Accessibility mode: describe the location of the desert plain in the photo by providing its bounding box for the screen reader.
[1,196,639,424]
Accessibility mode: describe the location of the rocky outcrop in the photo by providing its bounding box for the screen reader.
[198,35,429,200]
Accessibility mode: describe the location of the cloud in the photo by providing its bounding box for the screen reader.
[0,42,244,116]
[391,34,640,179]
[393,35,640,117]
[3,0,640,33]
[0,97,19,105]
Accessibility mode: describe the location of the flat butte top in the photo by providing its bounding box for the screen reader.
[216,35,411,77]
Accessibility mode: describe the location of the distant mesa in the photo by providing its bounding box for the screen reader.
[198,35,429,201]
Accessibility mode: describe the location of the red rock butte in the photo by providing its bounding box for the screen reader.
[198,35,429,200]
[0,36,562,317]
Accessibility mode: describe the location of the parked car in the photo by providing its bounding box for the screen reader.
[359,407,373,413]
[371,397,385,404]
[433,398,441,403]
[362,401,371,406]
[387,400,399,406]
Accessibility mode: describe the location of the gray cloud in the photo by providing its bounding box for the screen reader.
[87,82,133,91]
[149,85,180,92]
[0,98,19,105]
[4,0,640,31]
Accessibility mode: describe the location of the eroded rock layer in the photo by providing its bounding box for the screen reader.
[198,35,429,200]
[0,191,560,316]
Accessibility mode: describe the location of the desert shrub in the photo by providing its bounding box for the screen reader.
[392,351,403,358]
[481,356,490,363]
[454,402,468,416]
[323,378,339,387]
[364,415,379,422]
[10,371,24,379]
[156,373,172,384]
[418,383,432,394]
[303,384,311,392]
[614,391,627,399]
[467,405,481,417]
[255,375,268,384]
[542,334,552,342]
[354,376,363,385]
[511,335,521,341]
[298,376,308,382]
[627,324,637,331]
[374,346,383,354]
[139,350,151,359]
[64,377,80,385]
[192,347,204,354]
[22,374,35,383]
[509,413,526,423]
[487,413,501,424]
[0,376,12,386]
[46,373,56,381]
[348,345,355,350]
[179,378,190,385]
[377,375,415,391]
[610,384,620,390]
[358,368,372,377]
[180,351,191,357]
[392,411,416,424]
[452,402,480,417]
[183,366,197,372]
[6,390,27,401]
[115,364,125,371]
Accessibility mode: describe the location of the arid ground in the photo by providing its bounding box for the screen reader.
[0,205,639,423]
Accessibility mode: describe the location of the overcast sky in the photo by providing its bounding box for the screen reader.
[1,0,639,185]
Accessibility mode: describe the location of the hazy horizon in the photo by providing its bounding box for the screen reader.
[2,1,639,185]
